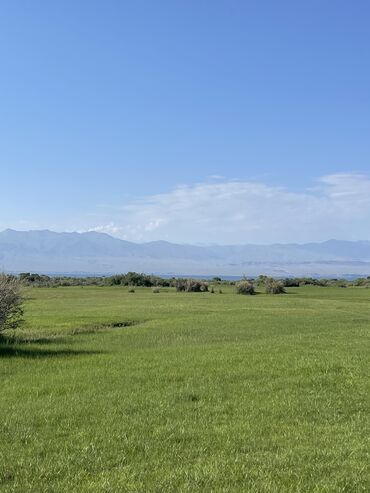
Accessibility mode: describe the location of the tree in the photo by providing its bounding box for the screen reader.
[0,274,24,333]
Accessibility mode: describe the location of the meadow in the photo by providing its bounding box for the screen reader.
[0,285,369,492]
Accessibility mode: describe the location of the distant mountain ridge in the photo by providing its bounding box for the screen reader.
[1,229,370,278]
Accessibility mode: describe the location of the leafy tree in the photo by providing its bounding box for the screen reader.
[0,274,24,332]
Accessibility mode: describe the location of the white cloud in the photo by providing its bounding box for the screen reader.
[88,173,370,244]
[88,223,122,236]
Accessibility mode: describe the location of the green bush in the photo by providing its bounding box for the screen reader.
[235,281,255,295]
[0,274,24,332]
[186,280,208,292]
[106,272,170,288]
[175,279,187,292]
[175,279,208,292]
[265,278,286,294]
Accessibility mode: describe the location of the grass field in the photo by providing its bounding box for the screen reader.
[1,285,369,492]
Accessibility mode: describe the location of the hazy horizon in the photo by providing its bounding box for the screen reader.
[2,228,370,278]
[2,227,370,248]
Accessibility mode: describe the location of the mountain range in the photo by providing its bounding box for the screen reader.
[1,229,370,278]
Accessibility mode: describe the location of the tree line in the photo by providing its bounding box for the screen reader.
[17,272,370,289]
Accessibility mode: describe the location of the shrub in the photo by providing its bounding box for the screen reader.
[106,272,170,288]
[175,279,208,292]
[256,275,269,286]
[235,280,255,295]
[128,287,135,293]
[185,280,209,292]
[265,278,286,294]
[0,274,24,332]
[152,287,160,293]
[282,278,300,287]
[175,279,187,292]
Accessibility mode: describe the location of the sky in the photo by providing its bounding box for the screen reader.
[1,0,370,244]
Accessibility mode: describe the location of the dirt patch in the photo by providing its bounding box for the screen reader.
[70,320,142,335]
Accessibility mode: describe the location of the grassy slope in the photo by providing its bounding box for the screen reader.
[0,286,369,492]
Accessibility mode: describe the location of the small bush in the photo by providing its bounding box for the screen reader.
[218,289,223,294]
[152,287,160,294]
[265,278,286,294]
[128,288,135,293]
[175,279,208,292]
[175,279,187,292]
[210,286,215,293]
[235,281,255,295]
[186,280,208,292]
[0,274,24,332]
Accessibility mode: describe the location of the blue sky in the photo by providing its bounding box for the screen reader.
[1,1,370,243]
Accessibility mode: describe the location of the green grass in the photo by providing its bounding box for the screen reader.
[1,286,369,492]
